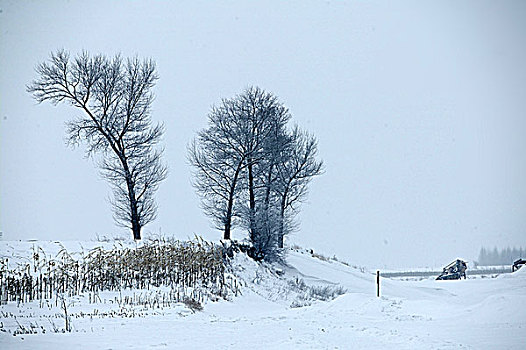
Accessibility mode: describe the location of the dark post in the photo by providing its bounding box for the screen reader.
[376,270,380,297]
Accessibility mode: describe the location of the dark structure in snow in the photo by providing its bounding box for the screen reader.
[512,258,526,272]
[436,259,467,280]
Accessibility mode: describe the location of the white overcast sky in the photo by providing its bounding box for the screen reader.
[1,0,525,268]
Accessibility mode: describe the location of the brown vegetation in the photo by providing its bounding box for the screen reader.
[0,238,237,307]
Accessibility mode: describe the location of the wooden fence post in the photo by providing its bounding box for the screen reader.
[376,270,380,297]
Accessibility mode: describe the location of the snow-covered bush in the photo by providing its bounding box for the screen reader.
[289,278,347,308]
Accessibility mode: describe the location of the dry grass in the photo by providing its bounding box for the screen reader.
[0,237,237,308]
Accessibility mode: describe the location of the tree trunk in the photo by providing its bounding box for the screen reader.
[277,207,285,248]
[277,235,284,249]
[263,163,273,210]
[129,187,141,240]
[277,188,288,249]
[263,163,275,246]
[224,192,234,240]
[223,221,231,240]
[131,212,141,240]
[223,161,243,240]
[247,161,256,241]
[123,161,141,240]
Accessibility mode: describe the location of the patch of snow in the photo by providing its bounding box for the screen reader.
[1,240,525,349]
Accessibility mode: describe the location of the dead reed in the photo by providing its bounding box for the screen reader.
[0,237,237,307]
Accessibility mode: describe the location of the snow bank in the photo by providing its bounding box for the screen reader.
[1,241,525,349]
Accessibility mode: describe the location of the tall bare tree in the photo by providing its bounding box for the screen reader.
[190,87,322,260]
[189,87,290,243]
[274,126,324,248]
[188,102,248,240]
[248,114,291,260]
[28,50,167,240]
[236,88,291,248]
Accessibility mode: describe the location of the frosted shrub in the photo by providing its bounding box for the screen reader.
[307,285,347,301]
[289,279,346,308]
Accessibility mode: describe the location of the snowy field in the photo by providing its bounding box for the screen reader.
[1,240,525,349]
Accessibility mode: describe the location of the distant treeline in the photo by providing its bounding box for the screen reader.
[476,247,525,266]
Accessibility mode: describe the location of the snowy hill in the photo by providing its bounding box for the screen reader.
[1,241,525,349]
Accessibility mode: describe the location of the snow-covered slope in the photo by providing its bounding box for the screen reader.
[1,242,525,349]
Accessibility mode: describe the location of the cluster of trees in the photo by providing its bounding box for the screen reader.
[477,246,525,266]
[189,87,323,261]
[28,52,323,258]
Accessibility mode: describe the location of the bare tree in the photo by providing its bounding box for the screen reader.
[188,106,247,240]
[274,126,323,248]
[189,87,290,243]
[249,115,291,260]
[235,87,291,247]
[28,50,167,240]
[190,87,322,261]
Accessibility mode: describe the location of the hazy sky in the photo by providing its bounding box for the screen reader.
[1,0,525,268]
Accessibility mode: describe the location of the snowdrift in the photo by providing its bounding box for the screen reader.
[1,241,525,349]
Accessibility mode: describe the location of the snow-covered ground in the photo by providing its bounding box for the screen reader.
[1,241,525,349]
